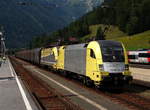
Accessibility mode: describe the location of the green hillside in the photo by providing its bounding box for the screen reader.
[1,0,103,48]
[82,25,150,50]
[32,0,150,49]
[81,24,127,41]
[115,31,150,50]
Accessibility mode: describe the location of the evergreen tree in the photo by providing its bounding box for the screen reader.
[96,27,105,40]
[126,16,139,35]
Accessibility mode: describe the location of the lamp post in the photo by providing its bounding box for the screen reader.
[0,27,6,58]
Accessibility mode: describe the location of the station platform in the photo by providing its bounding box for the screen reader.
[0,58,39,110]
[130,67,150,86]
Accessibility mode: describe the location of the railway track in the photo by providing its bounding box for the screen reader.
[10,57,82,110]
[66,77,150,110]
[75,78,150,110]
[10,57,150,110]
[59,75,150,110]
[100,91,150,110]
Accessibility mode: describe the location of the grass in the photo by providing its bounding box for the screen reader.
[81,24,150,50]
[114,30,150,50]
[81,24,126,41]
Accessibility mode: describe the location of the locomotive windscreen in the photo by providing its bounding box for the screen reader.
[98,41,125,62]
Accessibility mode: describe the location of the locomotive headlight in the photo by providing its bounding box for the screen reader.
[125,64,129,70]
[99,64,104,71]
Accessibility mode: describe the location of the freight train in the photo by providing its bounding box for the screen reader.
[128,50,150,64]
[16,40,132,87]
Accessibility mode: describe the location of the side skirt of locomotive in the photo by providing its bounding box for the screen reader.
[55,69,132,89]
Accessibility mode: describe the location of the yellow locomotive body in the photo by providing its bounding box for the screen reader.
[57,46,65,70]
[41,47,58,68]
[56,40,132,86]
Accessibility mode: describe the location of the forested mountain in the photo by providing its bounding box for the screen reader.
[0,0,103,48]
[31,0,150,48]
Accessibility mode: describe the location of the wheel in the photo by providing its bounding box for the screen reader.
[83,77,93,87]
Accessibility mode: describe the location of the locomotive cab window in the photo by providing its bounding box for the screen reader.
[101,46,125,62]
[90,49,96,58]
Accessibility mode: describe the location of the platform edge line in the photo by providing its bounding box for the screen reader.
[34,69,107,110]
[8,58,33,110]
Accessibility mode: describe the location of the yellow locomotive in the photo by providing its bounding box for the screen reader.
[41,47,58,69]
[56,40,132,86]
